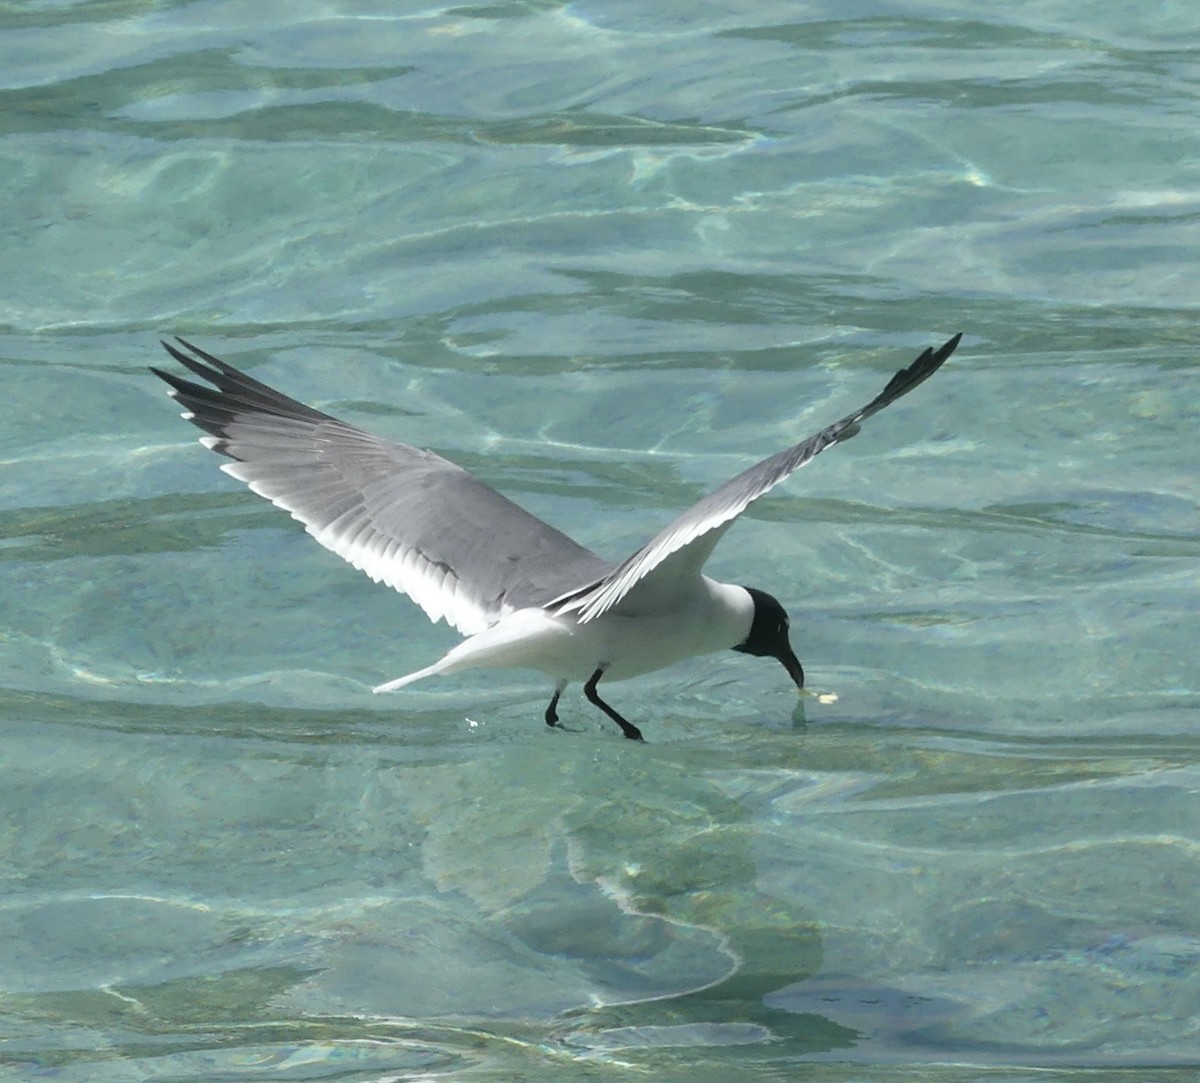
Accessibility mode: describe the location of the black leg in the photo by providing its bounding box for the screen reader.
[544,679,567,728]
[583,668,644,742]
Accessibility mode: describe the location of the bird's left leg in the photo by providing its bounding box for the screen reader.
[584,668,644,742]
[544,679,568,728]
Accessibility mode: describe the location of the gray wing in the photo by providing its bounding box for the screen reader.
[551,333,961,623]
[152,339,612,635]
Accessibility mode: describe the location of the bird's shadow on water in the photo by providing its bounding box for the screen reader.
[11,680,967,1065]
[430,737,849,1059]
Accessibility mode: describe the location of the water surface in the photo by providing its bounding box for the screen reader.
[2,1,1199,1079]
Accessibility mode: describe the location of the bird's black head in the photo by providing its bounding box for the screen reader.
[732,586,805,690]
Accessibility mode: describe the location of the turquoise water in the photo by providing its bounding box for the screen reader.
[2,1,1199,1079]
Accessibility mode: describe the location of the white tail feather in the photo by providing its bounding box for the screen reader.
[373,662,447,693]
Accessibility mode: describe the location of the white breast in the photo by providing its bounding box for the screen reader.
[375,579,755,690]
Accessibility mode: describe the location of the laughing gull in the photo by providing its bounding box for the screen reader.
[152,333,960,740]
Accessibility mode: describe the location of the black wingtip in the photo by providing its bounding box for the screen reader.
[158,338,190,365]
[870,332,962,413]
[150,336,337,425]
[154,336,231,388]
[173,336,233,371]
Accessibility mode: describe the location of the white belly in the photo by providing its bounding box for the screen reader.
[401,578,756,687]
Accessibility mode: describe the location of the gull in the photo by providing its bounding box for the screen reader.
[152,333,960,740]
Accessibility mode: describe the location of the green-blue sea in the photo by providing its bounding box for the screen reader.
[3,2,1198,1079]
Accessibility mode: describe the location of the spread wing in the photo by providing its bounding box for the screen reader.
[152,339,612,635]
[551,333,961,622]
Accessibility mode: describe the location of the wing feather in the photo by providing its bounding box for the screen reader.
[152,339,611,635]
[553,333,961,622]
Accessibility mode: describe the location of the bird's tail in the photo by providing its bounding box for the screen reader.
[374,608,568,693]
[373,661,447,694]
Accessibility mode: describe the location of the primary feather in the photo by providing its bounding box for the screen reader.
[153,338,611,635]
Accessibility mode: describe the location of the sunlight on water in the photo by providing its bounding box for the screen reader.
[1,1,1198,1080]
